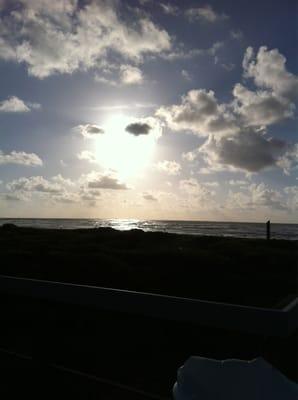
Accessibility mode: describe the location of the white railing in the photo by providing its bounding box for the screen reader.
[0,274,297,337]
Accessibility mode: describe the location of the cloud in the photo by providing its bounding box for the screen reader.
[284,186,298,210]
[4,172,103,206]
[0,150,43,166]
[182,150,198,162]
[204,181,219,187]
[199,131,292,173]
[0,0,171,78]
[179,178,215,205]
[0,96,40,112]
[157,46,298,174]
[162,41,224,62]
[76,124,104,138]
[78,150,97,163]
[143,192,158,201]
[79,188,101,203]
[156,160,181,175]
[228,180,249,186]
[185,5,228,23]
[181,69,191,81]
[276,144,298,175]
[232,83,295,127]
[7,176,62,193]
[230,30,243,41]
[243,46,298,100]
[90,102,157,111]
[160,3,179,16]
[51,191,80,204]
[0,192,27,202]
[221,63,235,71]
[87,172,129,190]
[125,122,152,136]
[52,174,74,187]
[120,65,144,85]
[156,89,238,136]
[227,183,287,211]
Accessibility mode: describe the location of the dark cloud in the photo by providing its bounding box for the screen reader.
[125,122,152,136]
[143,193,158,201]
[88,175,129,190]
[77,124,105,138]
[200,131,290,172]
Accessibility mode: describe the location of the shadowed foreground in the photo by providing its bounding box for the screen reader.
[0,225,297,397]
[0,224,297,307]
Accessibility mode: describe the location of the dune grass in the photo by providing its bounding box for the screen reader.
[0,224,297,307]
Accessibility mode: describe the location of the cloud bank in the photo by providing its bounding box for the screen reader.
[0,0,171,78]
[157,46,298,174]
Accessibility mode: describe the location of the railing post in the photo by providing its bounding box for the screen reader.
[266,220,271,240]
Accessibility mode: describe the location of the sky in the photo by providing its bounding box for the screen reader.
[0,0,297,222]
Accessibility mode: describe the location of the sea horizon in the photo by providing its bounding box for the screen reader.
[1,217,297,240]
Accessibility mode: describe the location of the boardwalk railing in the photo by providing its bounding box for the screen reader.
[0,274,297,337]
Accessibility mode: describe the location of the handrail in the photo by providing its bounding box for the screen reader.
[0,274,297,337]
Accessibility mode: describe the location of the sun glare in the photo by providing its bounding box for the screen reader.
[95,114,158,180]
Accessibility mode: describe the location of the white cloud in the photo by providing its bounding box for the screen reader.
[185,5,228,23]
[228,180,249,186]
[205,181,219,187]
[0,96,40,112]
[120,65,144,85]
[94,75,117,86]
[232,83,295,127]
[157,46,298,174]
[0,150,43,166]
[179,178,215,205]
[156,160,181,175]
[181,69,191,81]
[182,150,198,162]
[7,176,62,193]
[156,89,238,136]
[227,183,287,211]
[162,41,224,62]
[284,186,298,210]
[0,0,171,78]
[4,172,103,206]
[243,46,298,100]
[276,144,298,175]
[78,150,97,163]
[160,3,179,16]
[90,102,157,111]
[52,174,74,187]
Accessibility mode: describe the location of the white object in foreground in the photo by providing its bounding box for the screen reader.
[173,357,297,400]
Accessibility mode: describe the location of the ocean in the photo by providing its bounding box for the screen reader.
[0,218,297,240]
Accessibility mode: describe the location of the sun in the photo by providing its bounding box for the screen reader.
[94,114,159,180]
